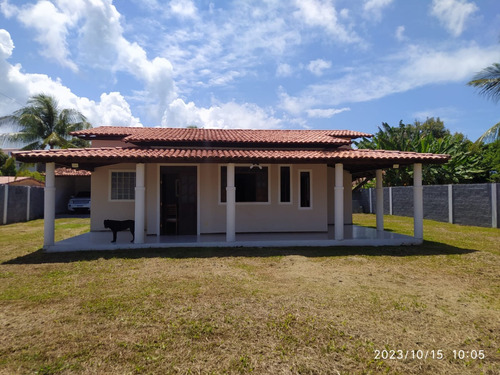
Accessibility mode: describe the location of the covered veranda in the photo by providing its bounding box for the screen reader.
[13,146,443,252]
[45,223,421,252]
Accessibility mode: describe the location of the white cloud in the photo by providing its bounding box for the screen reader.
[307,59,331,76]
[162,99,282,129]
[276,63,293,77]
[395,25,406,41]
[293,0,361,44]
[363,0,394,21]
[169,0,197,19]
[0,29,142,128]
[4,0,78,71]
[208,70,243,86]
[306,107,350,118]
[0,28,14,58]
[430,0,478,37]
[279,44,500,113]
[161,1,302,91]
[2,0,176,125]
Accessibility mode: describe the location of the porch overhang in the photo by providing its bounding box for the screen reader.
[12,146,450,175]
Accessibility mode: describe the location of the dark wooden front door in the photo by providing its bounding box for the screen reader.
[160,166,197,235]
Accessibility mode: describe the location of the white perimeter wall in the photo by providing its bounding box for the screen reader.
[90,162,353,233]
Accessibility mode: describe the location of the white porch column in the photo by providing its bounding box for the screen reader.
[43,162,56,248]
[413,163,423,240]
[226,163,236,242]
[334,163,344,240]
[376,169,384,231]
[134,163,145,244]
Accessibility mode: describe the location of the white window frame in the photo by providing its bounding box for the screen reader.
[298,169,312,209]
[109,170,136,202]
[278,165,292,205]
[218,164,271,205]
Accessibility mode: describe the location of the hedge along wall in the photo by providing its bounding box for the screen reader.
[0,185,44,225]
[355,183,499,228]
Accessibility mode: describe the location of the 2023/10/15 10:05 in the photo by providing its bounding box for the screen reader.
[374,349,486,360]
[453,350,485,360]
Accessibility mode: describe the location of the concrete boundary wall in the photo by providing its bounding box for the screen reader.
[355,183,499,228]
[0,185,44,225]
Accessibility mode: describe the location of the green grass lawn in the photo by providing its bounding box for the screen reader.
[0,215,499,374]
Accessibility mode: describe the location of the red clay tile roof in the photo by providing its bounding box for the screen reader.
[72,126,142,138]
[72,127,372,145]
[54,167,91,177]
[0,176,44,187]
[13,147,449,171]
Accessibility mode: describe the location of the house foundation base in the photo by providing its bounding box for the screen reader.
[44,225,422,252]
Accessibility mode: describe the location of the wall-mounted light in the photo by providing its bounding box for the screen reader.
[250,163,262,170]
[72,163,79,168]
[393,164,399,169]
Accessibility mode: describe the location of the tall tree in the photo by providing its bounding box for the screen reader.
[0,94,91,150]
[468,62,500,144]
[356,118,486,185]
[467,63,500,103]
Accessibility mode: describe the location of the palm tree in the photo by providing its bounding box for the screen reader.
[0,94,91,150]
[476,121,500,144]
[468,63,500,144]
[468,63,500,103]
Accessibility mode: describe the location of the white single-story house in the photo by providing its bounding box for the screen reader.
[13,127,449,251]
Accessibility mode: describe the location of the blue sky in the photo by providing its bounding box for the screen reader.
[0,0,499,142]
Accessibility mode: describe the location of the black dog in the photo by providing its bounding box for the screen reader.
[104,219,135,243]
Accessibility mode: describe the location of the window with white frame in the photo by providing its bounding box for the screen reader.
[110,171,136,200]
[299,170,311,208]
[220,165,269,203]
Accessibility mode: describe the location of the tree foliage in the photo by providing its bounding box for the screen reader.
[467,62,500,103]
[468,62,500,144]
[0,94,91,150]
[479,139,500,182]
[356,118,488,186]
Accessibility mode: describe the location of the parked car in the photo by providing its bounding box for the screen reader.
[68,191,91,213]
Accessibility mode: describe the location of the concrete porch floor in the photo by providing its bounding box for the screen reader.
[46,225,421,252]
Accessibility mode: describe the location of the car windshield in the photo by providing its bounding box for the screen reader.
[75,192,90,198]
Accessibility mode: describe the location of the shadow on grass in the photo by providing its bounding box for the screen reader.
[3,241,476,265]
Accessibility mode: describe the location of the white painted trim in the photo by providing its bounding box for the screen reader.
[197,165,201,235]
[2,184,7,225]
[376,169,384,231]
[389,186,393,215]
[44,162,56,248]
[218,164,272,205]
[369,188,373,214]
[226,163,236,242]
[278,164,293,205]
[448,184,453,224]
[492,183,497,228]
[108,169,136,202]
[334,163,344,240]
[298,169,313,209]
[413,163,423,240]
[134,163,145,244]
[26,186,31,222]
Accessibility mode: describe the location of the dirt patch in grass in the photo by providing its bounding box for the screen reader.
[0,216,499,374]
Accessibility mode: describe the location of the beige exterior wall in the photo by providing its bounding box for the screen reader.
[90,163,136,231]
[327,168,353,225]
[199,163,328,233]
[90,162,352,234]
